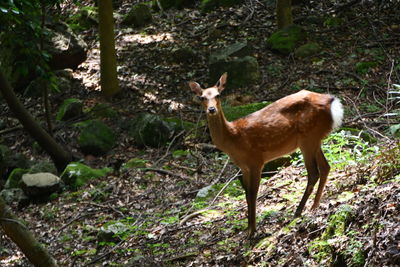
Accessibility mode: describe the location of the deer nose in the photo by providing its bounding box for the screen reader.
[208,107,217,114]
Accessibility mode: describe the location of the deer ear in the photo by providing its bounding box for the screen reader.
[216,72,227,92]
[189,81,202,96]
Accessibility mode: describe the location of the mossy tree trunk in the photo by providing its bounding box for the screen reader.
[98,0,120,98]
[0,69,72,172]
[276,0,293,29]
[0,196,58,266]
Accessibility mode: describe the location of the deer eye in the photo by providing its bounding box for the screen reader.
[215,94,220,99]
[197,96,205,101]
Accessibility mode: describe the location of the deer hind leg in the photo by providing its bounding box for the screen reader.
[240,166,262,238]
[294,145,320,217]
[311,148,330,210]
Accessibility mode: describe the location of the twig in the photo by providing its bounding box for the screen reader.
[0,126,23,135]
[153,130,185,167]
[143,167,190,179]
[81,201,125,217]
[85,240,126,266]
[210,170,241,205]
[179,209,211,225]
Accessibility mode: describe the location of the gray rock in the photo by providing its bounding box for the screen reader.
[209,56,260,89]
[0,188,29,205]
[20,173,61,197]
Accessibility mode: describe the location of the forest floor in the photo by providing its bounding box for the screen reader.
[1,0,400,266]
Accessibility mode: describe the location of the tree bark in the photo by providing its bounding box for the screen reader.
[0,69,71,172]
[98,0,120,98]
[0,196,58,266]
[276,0,293,29]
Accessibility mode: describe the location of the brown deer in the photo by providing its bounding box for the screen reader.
[189,73,343,237]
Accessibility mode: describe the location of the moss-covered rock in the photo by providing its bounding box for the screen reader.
[30,160,58,175]
[126,113,176,148]
[4,168,29,189]
[123,158,148,169]
[267,24,306,55]
[77,120,117,156]
[223,102,269,121]
[209,56,260,89]
[90,103,118,119]
[0,145,30,180]
[66,5,98,32]
[0,188,29,205]
[123,3,152,27]
[56,98,83,121]
[294,42,321,58]
[61,162,112,189]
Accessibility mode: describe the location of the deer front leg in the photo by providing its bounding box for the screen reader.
[241,167,262,238]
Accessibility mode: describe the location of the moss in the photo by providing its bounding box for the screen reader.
[56,98,83,121]
[267,24,306,54]
[77,120,116,156]
[295,42,321,58]
[61,162,112,190]
[123,3,152,27]
[223,102,269,121]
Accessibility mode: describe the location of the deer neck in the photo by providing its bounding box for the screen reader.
[206,109,234,151]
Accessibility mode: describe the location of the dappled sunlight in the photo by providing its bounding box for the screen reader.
[143,92,185,111]
[120,32,174,45]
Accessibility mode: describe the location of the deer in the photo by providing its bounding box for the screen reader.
[189,73,344,238]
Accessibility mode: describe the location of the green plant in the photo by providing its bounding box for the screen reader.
[0,0,61,91]
[321,130,379,169]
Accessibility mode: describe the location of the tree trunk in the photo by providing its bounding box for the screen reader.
[0,69,71,172]
[0,196,58,266]
[98,0,120,98]
[276,0,293,29]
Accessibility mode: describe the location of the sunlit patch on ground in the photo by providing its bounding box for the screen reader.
[121,32,174,45]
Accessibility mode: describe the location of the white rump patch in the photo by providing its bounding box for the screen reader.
[331,97,344,129]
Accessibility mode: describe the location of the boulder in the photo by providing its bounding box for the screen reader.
[126,113,176,148]
[294,42,321,58]
[20,173,61,197]
[0,188,29,205]
[61,162,112,190]
[98,222,129,244]
[77,120,117,156]
[4,168,29,189]
[30,160,58,174]
[267,24,306,55]
[124,158,148,169]
[45,22,87,70]
[56,98,84,121]
[90,103,118,119]
[0,145,30,180]
[209,56,260,89]
[123,4,152,27]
